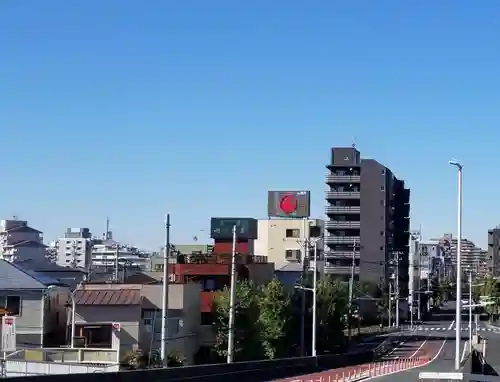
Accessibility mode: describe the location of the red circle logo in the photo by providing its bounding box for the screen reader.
[279,194,298,214]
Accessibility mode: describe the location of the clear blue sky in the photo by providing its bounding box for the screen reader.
[1,1,499,249]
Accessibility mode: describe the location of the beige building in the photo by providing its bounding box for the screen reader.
[255,219,324,271]
[73,281,201,364]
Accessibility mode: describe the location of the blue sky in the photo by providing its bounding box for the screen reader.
[1,1,499,249]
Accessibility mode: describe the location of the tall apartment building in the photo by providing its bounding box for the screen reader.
[488,227,500,276]
[55,228,93,269]
[0,219,48,265]
[324,147,410,298]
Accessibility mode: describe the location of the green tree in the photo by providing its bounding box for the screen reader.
[479,276,500,322]
[316,276,348,353]
[258,278,292,359]
[212,280,263,361]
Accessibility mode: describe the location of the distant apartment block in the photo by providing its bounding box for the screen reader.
[91,239,149,271]
[55,228,93,269]
[488,227,500,277]
[430,234,487,278]
[0,218,48,265]
[324,147,410,297]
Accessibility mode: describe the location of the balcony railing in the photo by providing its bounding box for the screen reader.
[325,206,360,214]
[325,174,361,183]
[325,221,360,229]
[324,236,360,244]
[325,191,360,199]
[323,265,360,274]
[324,251,360,258]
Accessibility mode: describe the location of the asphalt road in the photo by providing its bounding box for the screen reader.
[373,301,470,382]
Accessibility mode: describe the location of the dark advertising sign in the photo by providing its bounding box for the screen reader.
[268,190,311,218]
[210,217,258,240]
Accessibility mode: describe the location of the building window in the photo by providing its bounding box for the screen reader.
[201,312,213,325]
[154,264,164,272]
[285,249,301,261]
[285,229,300,238]
[2,296,21,316]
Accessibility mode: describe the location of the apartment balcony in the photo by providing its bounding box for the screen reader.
[325,174,361,184]
[325,191,360,200]
[325,221,360,229]
[325,206,361,214]
[323,265,360,274]
[324,236,360,244]
[324,251,360,259]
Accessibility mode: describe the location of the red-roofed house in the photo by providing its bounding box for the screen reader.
[72,282,201,364]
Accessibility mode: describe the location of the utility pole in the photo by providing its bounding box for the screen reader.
[348,239,357,341]
[114,244,119,281]
[161,213,171,366]
[312,240,318,357]
[388,281,392,328]
[227,225,238,363]
[298,217,308,357]
[395,251,400,328]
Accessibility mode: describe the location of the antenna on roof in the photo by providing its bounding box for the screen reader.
[352,136,356,149]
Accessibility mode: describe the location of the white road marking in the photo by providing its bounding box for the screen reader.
[409,338,427,358]
[447,320,455,330]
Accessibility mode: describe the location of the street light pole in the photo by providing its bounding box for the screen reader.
[449,160,463,371]
[469,271,472,353]
[227,225,238,363]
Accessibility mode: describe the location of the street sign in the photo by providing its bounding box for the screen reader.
[1,316,16,351]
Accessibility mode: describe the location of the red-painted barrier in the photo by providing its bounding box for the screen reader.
[274,356,431,381]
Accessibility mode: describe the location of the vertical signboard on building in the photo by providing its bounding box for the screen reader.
[267,191,311,218]
[1,316,16,352]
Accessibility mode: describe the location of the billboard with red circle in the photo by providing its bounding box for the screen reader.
[267,191,311,218]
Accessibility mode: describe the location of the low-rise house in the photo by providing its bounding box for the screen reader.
[72,281,201,364]
[0,259,67,348]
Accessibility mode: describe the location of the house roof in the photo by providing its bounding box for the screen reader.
[74,289,142,305]
[0,260,49,290]
[6,225,42,234]
[8,240,47,248]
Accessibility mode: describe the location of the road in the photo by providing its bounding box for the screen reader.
[272,301,477,382]
[373,301,470,382]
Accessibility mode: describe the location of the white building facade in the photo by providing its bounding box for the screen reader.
[55,228,93,269]
[91,240,149,270]
[254,218,324,271]
[0,219,48,265]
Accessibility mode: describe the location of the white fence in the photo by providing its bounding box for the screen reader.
[2,360,119,377]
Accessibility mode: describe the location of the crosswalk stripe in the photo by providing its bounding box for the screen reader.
[416,325,500,332]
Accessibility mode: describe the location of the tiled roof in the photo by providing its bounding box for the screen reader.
[6,225,42,234]
[74,289,142,305]
[0,260,48,290]
[9,240,47,248]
